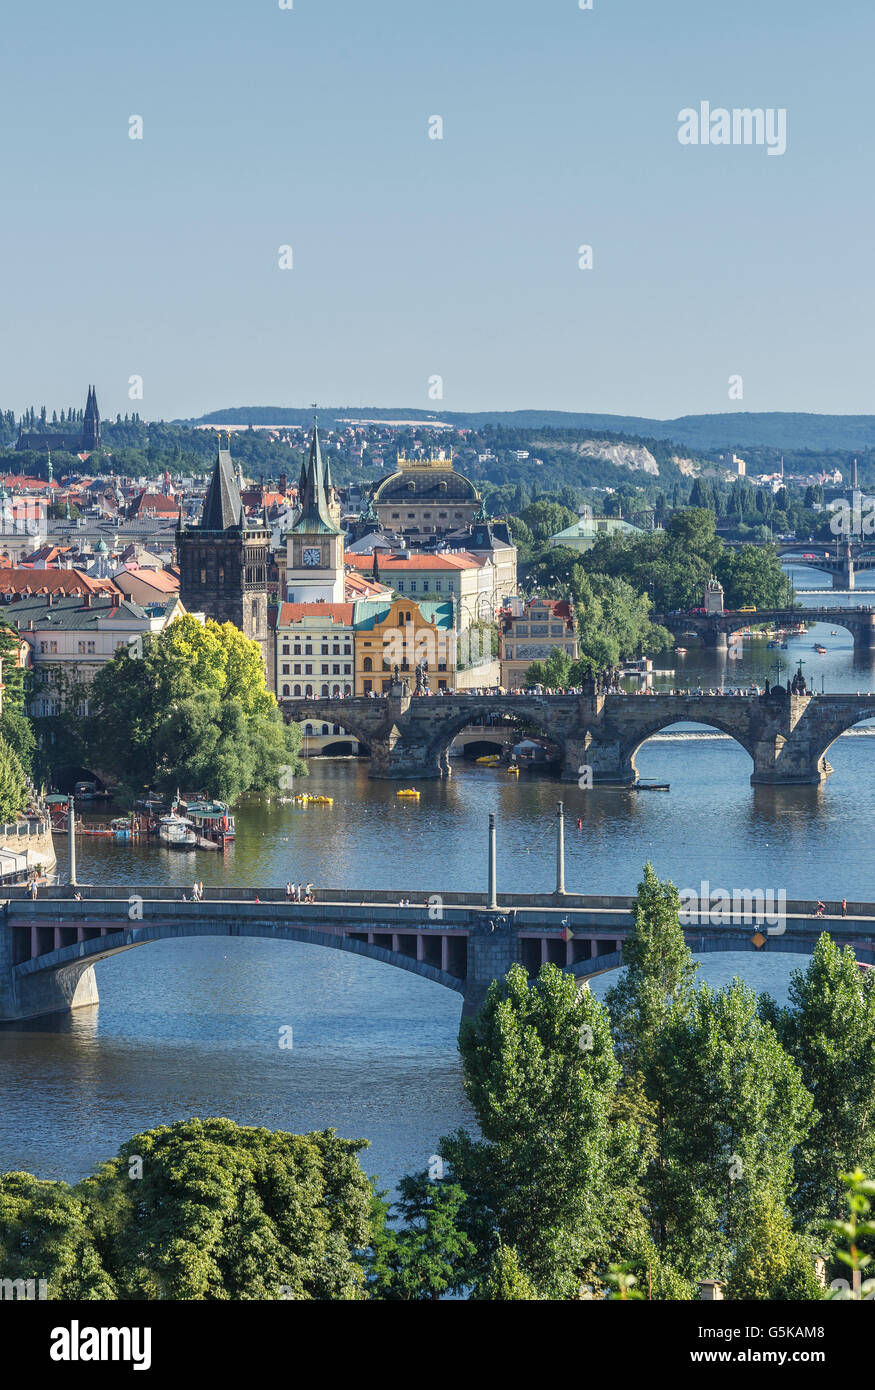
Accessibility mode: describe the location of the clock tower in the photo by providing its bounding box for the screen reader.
[285,423,344,603]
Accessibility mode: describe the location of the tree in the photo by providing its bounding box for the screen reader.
[440,963,626,1297]
[0,735,27,821]
[726,1187,821,1301]
[605,863,699,1077]
[524,648,574,688]
[0,1172,115,1299]
[472,1244,539,1299]
[86,615,305,803]
[648,981,813,1282]
[368,1174,475,1299]
[763,935,875,1227]
[78,1118,373,1300]
[520,500,577,543]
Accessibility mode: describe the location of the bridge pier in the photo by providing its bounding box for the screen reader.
[561,731,636,785]
[0,908,99,1022]
[834,564,854,590]
[461,911,519,1022]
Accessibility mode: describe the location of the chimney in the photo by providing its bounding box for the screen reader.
[84,592,92,608]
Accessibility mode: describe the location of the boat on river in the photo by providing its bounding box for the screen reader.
[814,644,827,654]
[158,813,198,849]
[179,798,236,844]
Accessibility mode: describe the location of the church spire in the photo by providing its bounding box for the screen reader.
[291,423,339,534]
[200,434,243,531]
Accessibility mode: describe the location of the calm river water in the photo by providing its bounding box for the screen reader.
[2,565,875,1192]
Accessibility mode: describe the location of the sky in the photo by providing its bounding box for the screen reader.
[1,0,873,422]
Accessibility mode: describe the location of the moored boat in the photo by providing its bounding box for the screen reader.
[158,813,198,848]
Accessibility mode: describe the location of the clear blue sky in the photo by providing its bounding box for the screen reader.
[1,0,871,422]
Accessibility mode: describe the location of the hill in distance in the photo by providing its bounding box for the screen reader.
[179,407,875,454]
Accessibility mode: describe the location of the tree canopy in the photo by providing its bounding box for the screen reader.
[86,615,305,803]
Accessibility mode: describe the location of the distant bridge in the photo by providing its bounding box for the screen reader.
[280,690,875,784]
[725,540,875,589]
[652,605,875,651]
[1,884,872,1023]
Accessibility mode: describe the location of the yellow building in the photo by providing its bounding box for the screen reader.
[354,597,457,694]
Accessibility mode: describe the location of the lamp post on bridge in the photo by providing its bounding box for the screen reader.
[556,799,566,897]
[67,794,77,889]
[487,812,498,909]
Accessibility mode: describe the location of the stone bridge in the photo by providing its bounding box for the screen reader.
[652,606,875,651]
[280,691,875,784]
[1,885,872,1023]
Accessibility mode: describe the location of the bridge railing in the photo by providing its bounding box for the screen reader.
[5,883,875,922]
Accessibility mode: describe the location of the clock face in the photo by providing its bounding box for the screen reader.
[302,547,321,567]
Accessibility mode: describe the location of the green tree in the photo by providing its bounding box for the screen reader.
[0,734,27,821]
[472,1243,539,1299]
[87,615,305,803]
[0,1172,115,1299]
[368,1174,475,1299]
[605,864,699,1076]
[648,981,813,1282]
[726,1187,821,1301]
[763,935,875,1227]
[440,963,627,1297]
[79,1118,373,1300]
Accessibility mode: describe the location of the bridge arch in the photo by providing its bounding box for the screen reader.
[15,920,467,997]
[421,701,565,771]
[806,705,875,773]
[279,699,385,754]
[624,713,756,780]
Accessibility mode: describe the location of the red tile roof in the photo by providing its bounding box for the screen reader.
[0,568,117,599]
[347,551,480,571]
[277,602,354,625]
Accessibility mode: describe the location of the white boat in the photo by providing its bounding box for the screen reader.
[158,813,198,849]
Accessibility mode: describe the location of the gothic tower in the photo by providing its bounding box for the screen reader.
[177,436,273,684]
[285,424,344,603]
[81,385,101,452]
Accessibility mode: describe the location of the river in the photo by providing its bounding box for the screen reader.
[2,563,874,1192]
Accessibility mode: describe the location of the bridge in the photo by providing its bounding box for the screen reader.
[652,605,875,651]
[280,690,875,784]
[725,539,875,589]
[1,881,872,1024]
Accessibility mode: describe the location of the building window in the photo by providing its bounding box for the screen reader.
[363,679,372,693]
[435,581,442,591]
[321,663,328,674]
[397,581,404,591]
[410,582,416,592]
[294,663,301,675]
[322,723,330,734]
[305,663,312,675]
[293,684,301,696]
[363,657,372,672]
[200,569,206,584]
[282,663,290,675]
[282,684,290,696]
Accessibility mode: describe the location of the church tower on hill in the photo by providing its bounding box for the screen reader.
[177,436,273,683]
[81,385,101,451]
